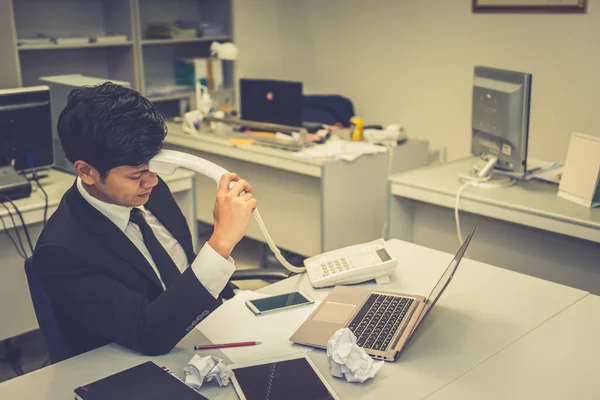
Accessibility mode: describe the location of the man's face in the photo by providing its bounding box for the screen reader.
[85,164,159,207]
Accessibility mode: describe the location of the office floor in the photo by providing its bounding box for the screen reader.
[0,234,267,384]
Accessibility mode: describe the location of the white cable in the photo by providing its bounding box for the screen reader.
[381,144,395,239]
[455,182,473,251]
[252,210,306,274]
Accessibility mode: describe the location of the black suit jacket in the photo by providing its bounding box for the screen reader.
[33,177,221,356]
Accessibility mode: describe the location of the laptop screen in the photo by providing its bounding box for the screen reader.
[424,229,475,317]
[240,79,303,127]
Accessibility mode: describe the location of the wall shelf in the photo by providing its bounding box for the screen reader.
[18,41,134,51]
[141,36,231,46]
[0,0,234,119]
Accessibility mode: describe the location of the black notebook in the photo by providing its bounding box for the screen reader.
[74,361,207,400]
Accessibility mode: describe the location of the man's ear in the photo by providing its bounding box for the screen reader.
[73,161,98,185]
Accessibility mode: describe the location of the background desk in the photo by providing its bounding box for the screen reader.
[388,157,600,294]
[428,294,600,400]
[0,239,585,399]
[0,169,196,342]
[163,122,429,257]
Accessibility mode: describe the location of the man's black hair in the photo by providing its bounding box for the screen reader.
[57,82,167,179]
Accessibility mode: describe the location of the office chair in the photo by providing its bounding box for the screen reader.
[24,258,75,364]
[302,94,355,128]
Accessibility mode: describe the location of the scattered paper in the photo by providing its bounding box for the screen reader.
[275,132,298,142]
[494,158,563,182]
[197,291,320,363]
[293,138,387,162]
[527,157,564,171]
[184,355,232,390]
[327,328,384,383]
[533,165,564,184]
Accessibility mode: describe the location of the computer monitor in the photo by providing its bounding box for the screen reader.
[468,66,532,184]
[240,79,303,128]
[0,86,53,172]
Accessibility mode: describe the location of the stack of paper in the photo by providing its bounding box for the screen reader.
[197,291,319,364]
[146,21,199,39]
[55,36,90,45]
[93,35,128,44]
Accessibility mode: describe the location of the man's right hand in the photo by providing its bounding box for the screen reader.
[208,173,257,259]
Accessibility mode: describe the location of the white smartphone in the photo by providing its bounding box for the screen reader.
[245,291,314,315]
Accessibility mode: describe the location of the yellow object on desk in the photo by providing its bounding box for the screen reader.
[248,131,277,138]
[228,138,255,146]
[350,117,364,141]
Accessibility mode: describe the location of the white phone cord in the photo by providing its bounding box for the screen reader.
[252,210,306,274]
[455,182,473,255]
[380,143,395,239]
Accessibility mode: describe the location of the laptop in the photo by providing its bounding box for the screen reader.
[290,228,475,362]
[240,79,303,128]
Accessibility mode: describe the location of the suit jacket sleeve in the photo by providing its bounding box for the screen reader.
[34,243,221,356]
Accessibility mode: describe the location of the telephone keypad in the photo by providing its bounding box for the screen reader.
[319,257,356,277]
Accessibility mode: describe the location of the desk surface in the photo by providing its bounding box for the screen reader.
[0,168,195,230]
[261,239,586,400]
[389,158,600,242]
[0,239,586,399]
[164,122,426,179]
[428,294,600,400]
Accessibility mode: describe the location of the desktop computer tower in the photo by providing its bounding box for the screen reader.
[40,75,130,174]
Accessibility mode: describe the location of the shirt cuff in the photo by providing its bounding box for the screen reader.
[191,243,236,298]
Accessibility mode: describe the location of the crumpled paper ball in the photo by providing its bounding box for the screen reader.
[326,328,384,383]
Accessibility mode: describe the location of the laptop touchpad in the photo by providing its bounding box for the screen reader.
[313,302,356,324]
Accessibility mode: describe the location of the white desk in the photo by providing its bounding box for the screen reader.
[0,239,586,399]
[164,122,429,256]
[428,294,600,400]
[0,169,196,342]
[388,157,600,294]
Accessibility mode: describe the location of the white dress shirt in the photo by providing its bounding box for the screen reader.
[77,178,234,297]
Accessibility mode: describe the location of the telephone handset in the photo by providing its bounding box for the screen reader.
[149,150,306,274]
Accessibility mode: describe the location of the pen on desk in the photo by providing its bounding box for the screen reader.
[194,341,262,350]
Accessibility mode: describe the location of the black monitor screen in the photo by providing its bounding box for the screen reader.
[0,88,53,171]
[233,358,336,400]
[240,79,303,127]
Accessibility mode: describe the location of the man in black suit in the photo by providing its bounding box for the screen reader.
[33,83,257,357]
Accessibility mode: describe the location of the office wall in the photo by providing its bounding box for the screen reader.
[0,1,21,88]
[233,0,284,80]
[233,0,316,82]
[262,0,599,162]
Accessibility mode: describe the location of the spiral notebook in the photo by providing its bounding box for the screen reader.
[74,361,206,400]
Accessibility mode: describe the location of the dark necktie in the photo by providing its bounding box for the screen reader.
[129,208,181,289]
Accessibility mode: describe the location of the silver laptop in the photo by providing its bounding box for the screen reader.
[290,229,475,361]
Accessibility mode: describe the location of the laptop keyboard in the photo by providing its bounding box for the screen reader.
[348,294,414,351]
